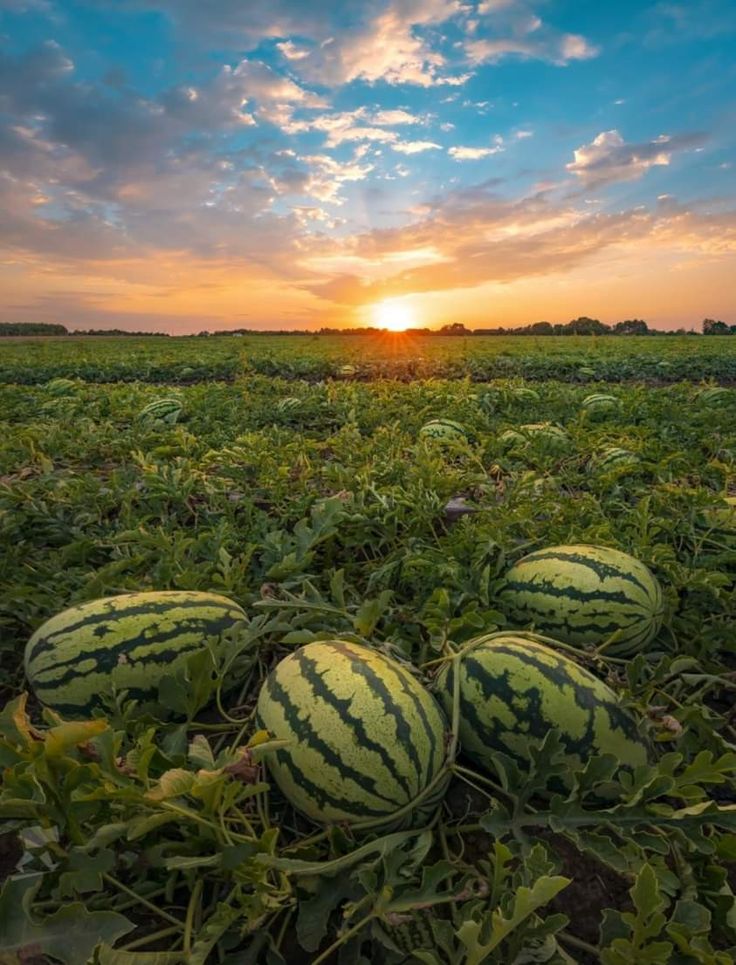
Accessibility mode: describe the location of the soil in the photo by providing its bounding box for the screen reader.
[0,831,21,884]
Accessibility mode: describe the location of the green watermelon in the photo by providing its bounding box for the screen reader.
[46,378,78,396]
[593,447,640,474]
[140,398,183,424]
[499,544,664,656]
[276,396,302,413]
[697,387,730,408]
[419,418,468,443]
[500,423,571,454]
[256,640,448,827]
[25,591,246,717]
[437,633,648,781]
[581,393,621,420]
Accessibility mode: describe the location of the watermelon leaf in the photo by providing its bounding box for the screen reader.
[0,873,134,964]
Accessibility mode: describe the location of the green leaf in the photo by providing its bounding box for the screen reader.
[457,875,570,964]
[0,873,134,964]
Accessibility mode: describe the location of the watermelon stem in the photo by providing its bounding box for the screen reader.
[102,872,184,929]
[310,911,377,965]
[183,878,203,957]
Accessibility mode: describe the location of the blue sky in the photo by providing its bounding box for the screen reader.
[0,0,734,331]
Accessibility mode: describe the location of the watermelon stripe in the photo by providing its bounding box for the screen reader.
[32,617,233,678]
[264,669,405,809]
[331,642,425,785]
[31,641,207,690]
[270,746,391,819]
[386,661,442,780]
[292,648,414,798]
[517,550,655,598]
[502,579,651,610]
[27,597,239,661]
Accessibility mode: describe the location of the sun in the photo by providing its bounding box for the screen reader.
[372,298,416,332]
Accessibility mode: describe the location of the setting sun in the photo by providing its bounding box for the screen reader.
[372,299,417,332]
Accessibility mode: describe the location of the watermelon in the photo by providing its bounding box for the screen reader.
[256,640,448,827]
[276,396,302,413]
[581,393,621,420]
[25,591,247,717]
[337,364,357,378]
[511,387,540,404]
[140,398,183,424]
[500,424,571,454]
[46,378,78,396]
[593,447,640,474]
[697,387,730,408]
[419,419,468,443]
[499,545,663,656]
[436,633,648,781]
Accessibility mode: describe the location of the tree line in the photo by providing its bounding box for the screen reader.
[1,317,731,337]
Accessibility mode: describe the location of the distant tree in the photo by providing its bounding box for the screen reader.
[0,322,67,336]
[565,316,610,335]
[613,319,649,335]
[528,321,554,335]
[703,318,731,334]
[438,322,470,335]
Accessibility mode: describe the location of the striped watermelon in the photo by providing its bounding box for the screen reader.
[256,640,448,827]
[593,447,640,474]
[511,387,540,403]
[25,591,246,717]
[499,545,663,656]
[581,393,621,420]
[337,364,357,378]
[436,633,648,781]
[276,396,302,413]
[140,398,183,424]
[419,419,468,443]
[697,387,730,408]
[46,378,78,396]
[500,424,571,454]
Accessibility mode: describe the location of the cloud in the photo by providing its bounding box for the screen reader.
[301,152,374,203]
[449,137,504,160]
[567,129,706,186]
[558,34,599,61]
[392,140,441,154]
[296,2,471,87]
[301,186,736,309]
[466,2,599,66]
[372,109,422,125]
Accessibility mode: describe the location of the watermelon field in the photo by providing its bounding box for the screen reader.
[2,333,736,964]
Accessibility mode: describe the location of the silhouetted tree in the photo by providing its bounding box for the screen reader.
[438,322,470,335]
[613,319,649,335]
[565,316,610,335]
[703,318,731,334]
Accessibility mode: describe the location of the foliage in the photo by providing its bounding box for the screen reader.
[1,336,736,961]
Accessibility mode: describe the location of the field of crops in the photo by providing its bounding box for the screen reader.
[5,332,736,383]
[2,335,736,964]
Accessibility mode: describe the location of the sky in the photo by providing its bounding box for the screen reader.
[0,0,734,333]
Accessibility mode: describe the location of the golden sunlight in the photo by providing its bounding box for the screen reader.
[371,298,417,332]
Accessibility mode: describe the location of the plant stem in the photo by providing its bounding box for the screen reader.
[184,878,203,956]
[102,873,184,929]
[119,925,181,951]
[558,930,600,956]
[311,912,375,965]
